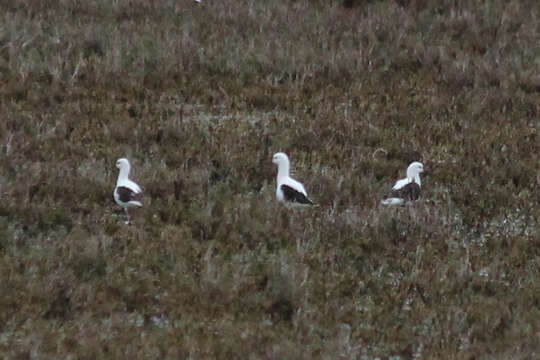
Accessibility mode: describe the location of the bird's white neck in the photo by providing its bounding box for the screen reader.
[117,166,130,184]
[408,173,421,186]
[276,162,290,181]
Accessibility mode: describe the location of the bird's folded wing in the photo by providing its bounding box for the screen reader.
[281,184,313,205]
[116,186,143,203]
[385,182,421,202]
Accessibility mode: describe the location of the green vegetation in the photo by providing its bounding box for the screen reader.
[0,0,539,358]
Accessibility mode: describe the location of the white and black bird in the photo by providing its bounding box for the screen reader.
[114,158,143,224]
[272,152,314,207]
[381,162,424,206]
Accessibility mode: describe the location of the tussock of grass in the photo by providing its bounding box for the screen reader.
[1,0,539,358]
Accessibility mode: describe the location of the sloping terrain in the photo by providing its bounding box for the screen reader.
[0,0,539,358]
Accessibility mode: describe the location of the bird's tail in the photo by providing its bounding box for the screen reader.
[381,198,404,206]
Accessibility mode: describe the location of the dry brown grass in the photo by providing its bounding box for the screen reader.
[0,0,539,358]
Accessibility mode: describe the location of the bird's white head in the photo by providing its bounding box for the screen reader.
[116,158,132,182]
[116,158,130,170]
[406,162,424,182]
[272,152,291,178]
[272,152,289,166]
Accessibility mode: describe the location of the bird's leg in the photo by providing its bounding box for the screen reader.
[124,207,131,225]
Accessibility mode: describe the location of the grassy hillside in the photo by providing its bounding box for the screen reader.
[0,0,539,358]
